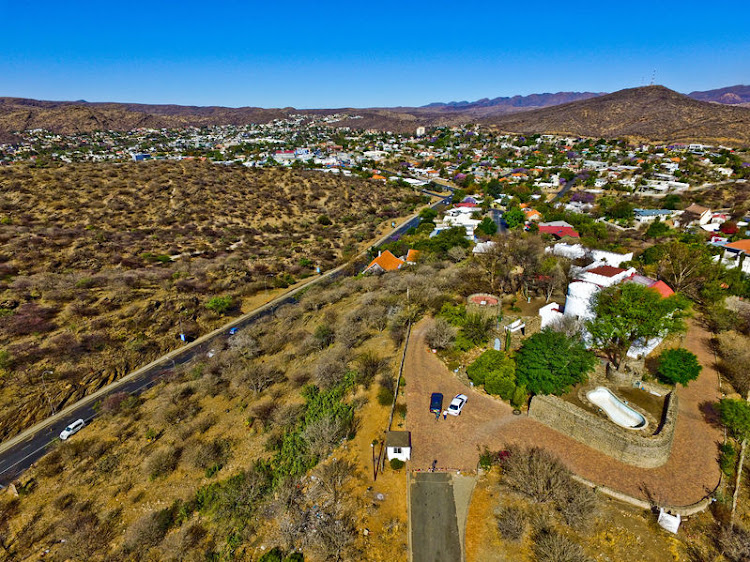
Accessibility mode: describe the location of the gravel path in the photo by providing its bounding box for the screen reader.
[404,318,722,506]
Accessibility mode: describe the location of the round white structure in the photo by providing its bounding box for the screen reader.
[563,281,599,320]
[586,386,647,430]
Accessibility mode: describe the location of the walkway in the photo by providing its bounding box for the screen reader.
[404,319,722,506]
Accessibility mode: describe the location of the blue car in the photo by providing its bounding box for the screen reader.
[429,393,443,414]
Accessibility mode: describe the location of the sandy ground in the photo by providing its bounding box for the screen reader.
[404,318,723,506]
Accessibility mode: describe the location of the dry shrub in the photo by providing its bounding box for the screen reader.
[314,346,351,389]
[145,445,181,479]
[186,438,231,470]
[250,398,278,429]
[716,331,750,394]
[501,446,571,504]
[532,529,591,562]
[554,480,598,529]
[719,525,750,562]
[355,350,389,388]
[425,318,457,350]
[123,509,172,552]
[495,505,527,542]
[302,415,350,458]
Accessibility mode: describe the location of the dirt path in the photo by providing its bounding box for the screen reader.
[404,318,723,506]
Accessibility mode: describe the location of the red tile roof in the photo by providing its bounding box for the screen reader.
[539,225,580,239]
[586,265,626,278]
[649,280,674,298]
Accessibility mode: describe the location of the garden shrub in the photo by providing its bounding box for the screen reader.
[390,458,405,470]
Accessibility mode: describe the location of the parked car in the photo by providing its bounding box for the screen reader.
[59,419,85,440]
[429,393,443,414]
[447,394,467,416]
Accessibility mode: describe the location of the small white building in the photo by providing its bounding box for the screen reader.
[386,431,411,462]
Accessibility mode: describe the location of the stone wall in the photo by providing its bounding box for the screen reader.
[528,391,678,469]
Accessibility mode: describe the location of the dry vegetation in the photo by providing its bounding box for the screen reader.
[0,161,423,439]
[0,268,432,560]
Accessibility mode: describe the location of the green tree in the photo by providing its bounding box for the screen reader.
[587,283,689,369]
[476,216,498,237]
[656,348,702,386]
[467,349,512,386]
[645,219,670,240]
[205,295,234,315]
[718,399,750,441]
[419,207,438,223]
[461,313,495,345]
[504,207,525,230]
[515,330,595,395]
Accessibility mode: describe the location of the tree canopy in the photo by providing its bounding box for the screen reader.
[718,399,750,441]
[476,216,498,237]
[515,329,595,395]
[587,283,689,369]
[504,207,525,230]
[656,348,702,386]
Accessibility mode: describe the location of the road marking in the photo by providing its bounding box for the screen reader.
[0,440,53,478]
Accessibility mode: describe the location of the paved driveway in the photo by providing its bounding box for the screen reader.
[404,318,722,506]
[410,473,462,562]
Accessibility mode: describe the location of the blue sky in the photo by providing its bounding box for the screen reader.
[1,0,747,108]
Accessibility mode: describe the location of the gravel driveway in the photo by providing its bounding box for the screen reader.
[404,318,722,506]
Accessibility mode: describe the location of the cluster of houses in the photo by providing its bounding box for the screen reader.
[540,243,674,357]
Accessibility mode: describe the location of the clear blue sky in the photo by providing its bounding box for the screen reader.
[1,0,747,108]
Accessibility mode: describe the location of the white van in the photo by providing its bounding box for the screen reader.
[59,419,85,440]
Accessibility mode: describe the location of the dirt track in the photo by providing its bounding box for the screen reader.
[404,318,722,506]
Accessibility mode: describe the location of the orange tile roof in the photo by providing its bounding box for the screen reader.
[371,174,386,180]
[366,250,405,272]
[725,239,750,253]
[405,249,421,263]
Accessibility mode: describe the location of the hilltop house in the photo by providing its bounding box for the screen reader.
[540,247,673,359]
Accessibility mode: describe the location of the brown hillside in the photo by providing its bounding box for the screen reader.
[0,162,420,441]
[482,86,750,146]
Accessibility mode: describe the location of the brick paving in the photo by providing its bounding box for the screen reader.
[404,319,722,506]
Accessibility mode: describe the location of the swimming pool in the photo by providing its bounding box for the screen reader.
[586,386,647,430]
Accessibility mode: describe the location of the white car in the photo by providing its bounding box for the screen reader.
[59,419,85,440]
[447,394,467,416]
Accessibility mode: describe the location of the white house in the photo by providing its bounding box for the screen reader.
[386,431,411,462]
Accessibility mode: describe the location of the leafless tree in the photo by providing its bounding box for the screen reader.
[425,318,457,350]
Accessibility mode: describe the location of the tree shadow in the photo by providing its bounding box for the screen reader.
[699,400,723,430]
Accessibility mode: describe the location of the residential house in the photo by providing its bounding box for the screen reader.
[538,221,580,240]
[363,250,405,274]
[677,204,712,227]
[720,239,750,275]
[386,431,411,462]
[634,208,677,225]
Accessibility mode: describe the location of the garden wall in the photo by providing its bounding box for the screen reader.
[528,391,678,469]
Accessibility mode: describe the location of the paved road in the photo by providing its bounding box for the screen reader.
[0,201,445,486]
[410,473,462,562]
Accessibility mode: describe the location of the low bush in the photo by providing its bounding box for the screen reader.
[495,505,527,542]
[532,529,590,562]
[390,458,405,470]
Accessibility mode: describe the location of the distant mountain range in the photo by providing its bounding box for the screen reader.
[422,91,605,111]
[483,86,750,145]
[0,84,749,145]
[688,85,750,106]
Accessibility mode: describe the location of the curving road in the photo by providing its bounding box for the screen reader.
[0,203,441,485]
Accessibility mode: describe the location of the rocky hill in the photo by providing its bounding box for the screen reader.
[481,86,750,145]
[688,85,750,105]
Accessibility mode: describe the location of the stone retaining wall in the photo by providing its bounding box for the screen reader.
[528,391,678,469]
